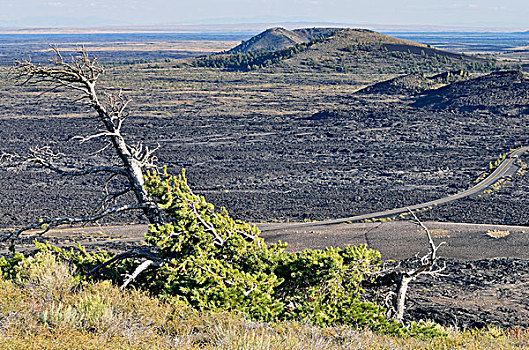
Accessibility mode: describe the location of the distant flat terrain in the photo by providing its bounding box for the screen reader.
[387,31,529,53]
[0,29,528,67]
[388,31,529,70]
[0,32,247,65]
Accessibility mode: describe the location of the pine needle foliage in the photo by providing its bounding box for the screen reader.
[1,168,444,337]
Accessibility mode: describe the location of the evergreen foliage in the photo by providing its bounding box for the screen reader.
[0,168,444,338]
[193,35,332,71]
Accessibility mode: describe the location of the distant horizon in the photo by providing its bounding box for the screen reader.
[0,21,527,35]
[1,0,529,33]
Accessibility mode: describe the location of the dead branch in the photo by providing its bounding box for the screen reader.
[8,45,162,230]
[189,201,225,246]
[100,185,132,209]
[72,131,122,144]
[2,203,152,241]
[120,260,161,290]
[408,209,445,270]
[95,172,133,211]
[365,208,445,322]
[3,146,128,179]
[235,229,257,241]
[85,245,166,291]
[87,245,160,275]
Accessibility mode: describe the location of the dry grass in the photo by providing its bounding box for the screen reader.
[0,251,528,349]
[35,40,239,53]
[429,229,451,238]
[486,229,511,239]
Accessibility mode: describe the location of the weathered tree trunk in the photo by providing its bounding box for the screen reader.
[394,275,412,322]
[2,46,163,240]
[364,209,445,322]
[87,82,160,225]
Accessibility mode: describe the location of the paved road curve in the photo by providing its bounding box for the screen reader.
[1,147,527,258]
[262,146,529,232]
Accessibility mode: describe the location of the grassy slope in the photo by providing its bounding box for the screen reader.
[228,27,338,54]
[193,28,495,75]
[227,27,307,54]
[0,251,528,350]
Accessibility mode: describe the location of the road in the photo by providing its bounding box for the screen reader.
[2,147,526,258]
[261,146,529,232]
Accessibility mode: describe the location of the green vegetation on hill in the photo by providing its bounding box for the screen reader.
[335,41,497,74]
[413,70,529,111]
[357,70,471,95]
[193,33,334,71]
[291,29,500,74]
[191,28,501,74]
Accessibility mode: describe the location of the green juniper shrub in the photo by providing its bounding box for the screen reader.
[0,168,444,338]
[142,168,292,320]
[142,168,443,337]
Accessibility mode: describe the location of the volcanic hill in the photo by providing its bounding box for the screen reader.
[278,29,489,74]
[413,70,529,113]
[195,28,496,75]
[227,27,337,54]
[356,70,471,96]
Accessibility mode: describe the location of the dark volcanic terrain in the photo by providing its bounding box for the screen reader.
[357,70,471,95]
[1,28,529,331]
[2,88,529,227]
[414,70,529,113]
[1,34,528,227]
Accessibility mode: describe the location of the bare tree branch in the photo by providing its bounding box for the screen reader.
[72,131,122,144]
[3,147,128,177]
[120,259,162,290]
[2,203,152,241]
[406,211,446,273]
[87,245,163,276]
[98,173,133,211]
[30,159,127,177]
[365,208,445,322]
[84,245,166,291]
[189,200,225,246]
[8,45,162,229]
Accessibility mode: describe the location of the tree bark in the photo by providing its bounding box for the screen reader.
[394,275,412,322]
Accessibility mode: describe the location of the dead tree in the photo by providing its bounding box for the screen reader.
[366,208,445,322]
[1,46,162,241]
[0,46,256,290]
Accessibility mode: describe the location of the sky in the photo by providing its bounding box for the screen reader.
[0,0,528,29]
